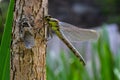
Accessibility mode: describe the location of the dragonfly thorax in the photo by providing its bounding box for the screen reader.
[47,18,60,31]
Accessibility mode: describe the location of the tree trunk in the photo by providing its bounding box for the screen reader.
[11,0,47,80]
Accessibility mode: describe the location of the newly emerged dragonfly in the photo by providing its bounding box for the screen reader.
[45,16,99,65]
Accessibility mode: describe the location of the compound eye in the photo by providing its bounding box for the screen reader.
[47,15,51,18]
[45,15,51,19]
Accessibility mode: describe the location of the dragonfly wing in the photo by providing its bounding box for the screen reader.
[59,22,99,42]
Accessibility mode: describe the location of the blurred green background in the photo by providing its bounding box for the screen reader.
[47,27,120,80]
[0,0,120,80]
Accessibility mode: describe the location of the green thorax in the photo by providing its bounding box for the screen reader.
[48,20,59,31]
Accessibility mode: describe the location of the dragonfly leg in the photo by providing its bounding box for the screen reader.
[47,26,53,41]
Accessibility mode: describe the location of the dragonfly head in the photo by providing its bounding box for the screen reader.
[45,15,59,22]
[45,15,59,30]
[44,15,51,21]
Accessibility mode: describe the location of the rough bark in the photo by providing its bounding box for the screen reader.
[11,0,47,80]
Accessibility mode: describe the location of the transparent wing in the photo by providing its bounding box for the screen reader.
[59,22,99,42]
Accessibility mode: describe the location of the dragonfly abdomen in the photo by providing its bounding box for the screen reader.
[55,31,86,65]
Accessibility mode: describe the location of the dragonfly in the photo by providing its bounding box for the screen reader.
[45,16,99,65]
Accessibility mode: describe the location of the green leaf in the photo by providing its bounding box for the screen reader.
[0,0,14,79]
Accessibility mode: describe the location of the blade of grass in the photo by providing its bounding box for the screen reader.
[97,26,114,80]
[0,0,14,79]
[91,42,100,80]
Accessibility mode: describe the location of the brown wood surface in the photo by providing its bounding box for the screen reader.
[11,0,47,80]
